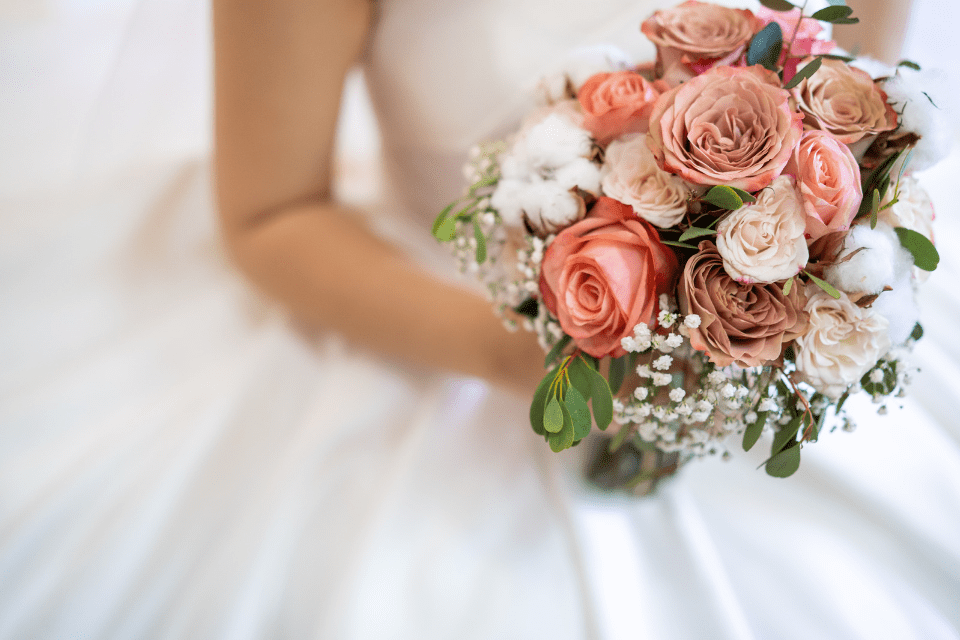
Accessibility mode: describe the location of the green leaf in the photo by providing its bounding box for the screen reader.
[811,5,854,21]
[702,185,745,210]
[544,396,564,434]
[910,323,924,342]
[432,202,455,236]
[548,405,575,452]
[835,389,851,414]
[820,53,856,62]
[729,187,757,204]
[784,56,823,89]
[472,217,487,264]
[806,272,841,299]
[567,356,593,401]
[868,188,880,229]
[782,277,794,296]
[609,423,632,453]
[529,367,557,436]
[759,0,794,10]
[747,21,783,70]
[662,240,699,250]
[588,367,614,431]
[742,412,767,452]
[831,17,859,24]
[544,334,572,367]
[565,385,593,440]
[434,216,457,242]
[771,414,804,454]
[894,227,940,271]
[898,59,922,71]
[513,298,538,319]
[765,441,802,477]
[608,356,627,395]
[678,226,717,243]
[861,149,905,213]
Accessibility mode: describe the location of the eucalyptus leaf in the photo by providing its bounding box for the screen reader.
[910,323,924,342]
[765,441,802,477]
[513,298,538,319]
[831,17,859,24]
[431,202,455,236]
[609,423,632,453]
[608,356,627,395]
[811,5,854,22]
[898,59,921,71]
[544,396,564,434]
[782,277,794,296]
[679,226,717,243]
[806,272,841,299]
[771,414,803,454]
[544,334,572,367]
[742,412,766,452]
[567,356,593,401]
[472,217,487,264]
[703,185,745,210]
[759,0,794,10]
[548,406,575,452]
[588,367,614,431]
[834,389,850,414]
[869,188,880,229]
[784,56,823,89]
[434,216,457,242]
[894,227,940,271]
[729,187,757,204]
[662,240,699,250]
[529,368,557,436]
[565,385,593,440]
[820,53,856,62]
[747,22,783,70]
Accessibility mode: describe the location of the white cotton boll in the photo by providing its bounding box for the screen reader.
[489,179,528,227]
[823,223,911,294]
[870,272,919,345]
[883,68,954,171]
[523,115,593,169]
[499,150,529,181]
[552,157,602,194]
[521,180,583,234]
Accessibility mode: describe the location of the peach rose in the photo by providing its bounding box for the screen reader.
[647,65,803,192]
[577,71,661,145]
[600,133,691,228]
[539,197,679,358]
[716,176,809,284]
[641,1,761,77]
[794,286,891,398]
[790,57,898,145]
[678,241,807,367]
[784,130,862,240]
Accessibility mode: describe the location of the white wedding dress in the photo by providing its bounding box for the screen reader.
[2,0,960,638]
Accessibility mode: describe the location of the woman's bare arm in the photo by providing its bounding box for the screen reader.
[213,0,544,392]
[832,0,914,64]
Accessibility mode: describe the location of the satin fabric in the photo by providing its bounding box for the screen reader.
[1,0,959,638]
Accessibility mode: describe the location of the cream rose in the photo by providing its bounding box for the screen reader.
[716,176,809,284]
[794,287,891,398]
[784,130,862,240]
[600,134,690,228]
[790,57,897,145]
[879,176,935,242]
[647,65,803,192]
[641,1,760,76]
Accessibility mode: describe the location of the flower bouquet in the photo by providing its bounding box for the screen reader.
[432,0,945,493]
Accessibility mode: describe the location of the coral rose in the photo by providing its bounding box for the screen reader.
[600,133,690,228]
[790,57,897,145]
[577,71,660,145]
[539,197,679,358]
[794,286,891,398]
[641,1,761,77]
[716,176,809,284]
[784,130,862,240]
[647,65,803,191]
[678,241,807,367]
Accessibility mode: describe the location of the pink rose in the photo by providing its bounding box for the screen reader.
[641,1,761,77]
[577,71,661,145]
[678,241,807,367]
[785,130,863,240]
[790,57,898,144]
[539,197,679,358]
[647,65,803,192]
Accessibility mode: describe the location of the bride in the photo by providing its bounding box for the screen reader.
[2,0,959,637]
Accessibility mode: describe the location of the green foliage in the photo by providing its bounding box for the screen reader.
[662,240,699,250]
[784,56,823,89]
[771,414,804,455]
[544,334,572,367]
[730,187,757,204]
[910,323,924,342]
[565,385,593,440]
[567,356,593,401]
[529,366,557,436]
[898,59,922,71]
[759,0,795,11]
[869,188,880,229]
[742,412,767,452]
[805,271,841,299]
[678,227,716,243]
[811,5,855,22]
[587,361,614,431]
[703,185,747,210]
[433,216,457,242]
[608,356,627,395]
[747,22,783,70]
[894,227,940,271]
[544,396,564,433]
[513,298,538,319]
[782,277,794,296]
[431,203,455,237]
[472,217,487,264]
[765,441,802,477]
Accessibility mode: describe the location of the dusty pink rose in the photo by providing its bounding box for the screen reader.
[641,1,761,77]
[539,197,679,358]
[678,241,807,367]
[790,57,898,144]
[577,71,661,145]
[784,130,862,240]
[756,8,835,82]
[647,65,803,191]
